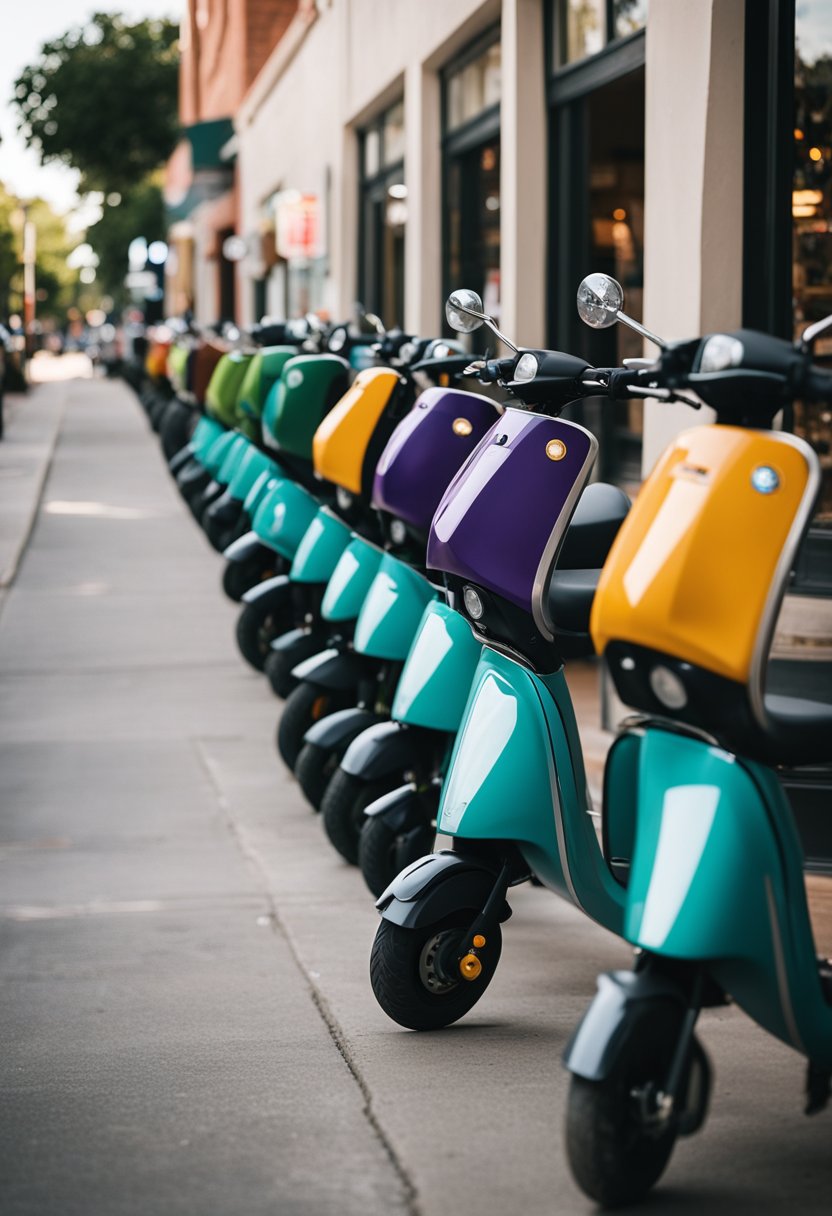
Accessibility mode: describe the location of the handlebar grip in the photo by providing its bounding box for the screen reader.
[804,365,832,403]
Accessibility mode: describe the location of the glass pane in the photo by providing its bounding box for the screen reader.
[613,0,648,40]
[446,42,501,131]
[382,100,405,166]
[364,128,380,178]
[793,1,832,521]
[558,0,606,66]
[382,175,406,326]
[445,140,500,332]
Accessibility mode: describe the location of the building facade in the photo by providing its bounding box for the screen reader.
[206,0,830,608]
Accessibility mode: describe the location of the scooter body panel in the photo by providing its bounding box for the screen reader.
[391,600,482,732]
[215,435,250,486]
[188,416,225,460]
[623,728,831,1063]
[290,508,352,585]
[353,554,437,661]
[244,470,278,516]
[321,538,384,623]
[437,650,624,931]
[202,430,239,476]
[251,479,319,560]
[226,447,279,504]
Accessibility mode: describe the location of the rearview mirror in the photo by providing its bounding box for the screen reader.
[445,289,485,334]
[576,274,624,329]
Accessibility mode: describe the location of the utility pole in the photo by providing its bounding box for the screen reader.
[22,204,36,359]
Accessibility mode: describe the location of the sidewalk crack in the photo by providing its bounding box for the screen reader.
[192,737,421,1216]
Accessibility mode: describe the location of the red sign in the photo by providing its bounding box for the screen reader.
[276,193,322,261]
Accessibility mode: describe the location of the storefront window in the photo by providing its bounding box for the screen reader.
[359,101,406,328]
[556,0,648,67]
[443,33,501,330]
[446,43,501,131]
[793,1,832,521]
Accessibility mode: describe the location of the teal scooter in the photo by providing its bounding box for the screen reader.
[369,288,665,1031]
[561,278,832,1206]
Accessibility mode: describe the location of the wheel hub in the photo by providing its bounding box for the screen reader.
[418,930,460,994]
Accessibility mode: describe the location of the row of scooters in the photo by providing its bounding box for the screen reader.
[135,278,832,1207]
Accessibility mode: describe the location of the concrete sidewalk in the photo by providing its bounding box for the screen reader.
[1,369,830,1216]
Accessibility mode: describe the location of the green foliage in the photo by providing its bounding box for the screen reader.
[0,185,81,321]
[12,12,179,196]
[87,178,166,304]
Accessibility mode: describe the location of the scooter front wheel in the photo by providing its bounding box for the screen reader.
[235,598,293,671]
[321,770,402,865]
[359,814,435,898]
[222,556,276,603]
[277,683,351,773]
[370,914,502,1031]
[565,1001,689,1207]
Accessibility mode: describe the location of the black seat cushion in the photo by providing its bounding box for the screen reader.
[763,694,832,768]
[557,482,630,570]
[548,568,600,635]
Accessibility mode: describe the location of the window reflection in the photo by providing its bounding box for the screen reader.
[794,1,832,519]
[557,0,647,66]
[446,43,501,131]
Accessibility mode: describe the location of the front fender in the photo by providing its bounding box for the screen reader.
[223,531,275,564]
[366,782,438,832]
[563,969,687,1082]
[341,719,438,781]
[291,647,367,689]
[303,706,385,751]
[241,573,290,607]
[269,626,329,667]
[376,849,508,930]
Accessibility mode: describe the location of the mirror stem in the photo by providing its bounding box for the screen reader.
[454,302,518,352]
[617,311,667,350]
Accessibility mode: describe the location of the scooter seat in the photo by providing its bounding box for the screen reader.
[548,568,600,635]
[763,693,832,768]
[557,482,630,570]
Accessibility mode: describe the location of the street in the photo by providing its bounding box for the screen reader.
[1,365,831,1215]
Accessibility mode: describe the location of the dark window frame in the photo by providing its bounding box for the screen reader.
[440,24,502,326]
[357,101,406,323]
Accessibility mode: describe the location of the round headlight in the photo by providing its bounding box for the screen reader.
[463,585,485,621]
[390,519,408,546]
[649,665,688,710]
[699,334,744,374]
[513,352,539,383]
[328,327,347,352]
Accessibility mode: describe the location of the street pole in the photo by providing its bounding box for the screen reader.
[22,206,36,360]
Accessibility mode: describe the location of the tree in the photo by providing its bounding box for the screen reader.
[0,185,80,322]
[12,12,179,196]
[86,177,167,304]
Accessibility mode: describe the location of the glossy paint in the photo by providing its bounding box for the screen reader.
[236,346,296,434]
[353,553,438,660]
[289,508,352,584]
[188,416,226,460]
[250,479,319,560]
[313,368,400,494]
[205,351,252,427]
[320,538,384,622]
[622,727,831,1066]
[202,431,243,477]
[438,649,625,931]
[591,426,814,683]
[264,354,350,457]
[226,447,279,502]
[428,411,596,618]
[391,601,482,732]
[215,435,249,485]
[372,387,498,529]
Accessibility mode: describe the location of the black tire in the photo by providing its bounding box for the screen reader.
[264,647,300,699]
[160,400,196,461]
[321,769,402,865]
[369,914,502,1031]
[359,814,436,898]
[565,1001,687,1207]
[222,556,276,603]
[277,682,350,771]
[235,597,293,671]
[294,741,340,810]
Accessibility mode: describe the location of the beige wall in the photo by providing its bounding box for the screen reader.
[235,0,551,338]
[641,0,745,474]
